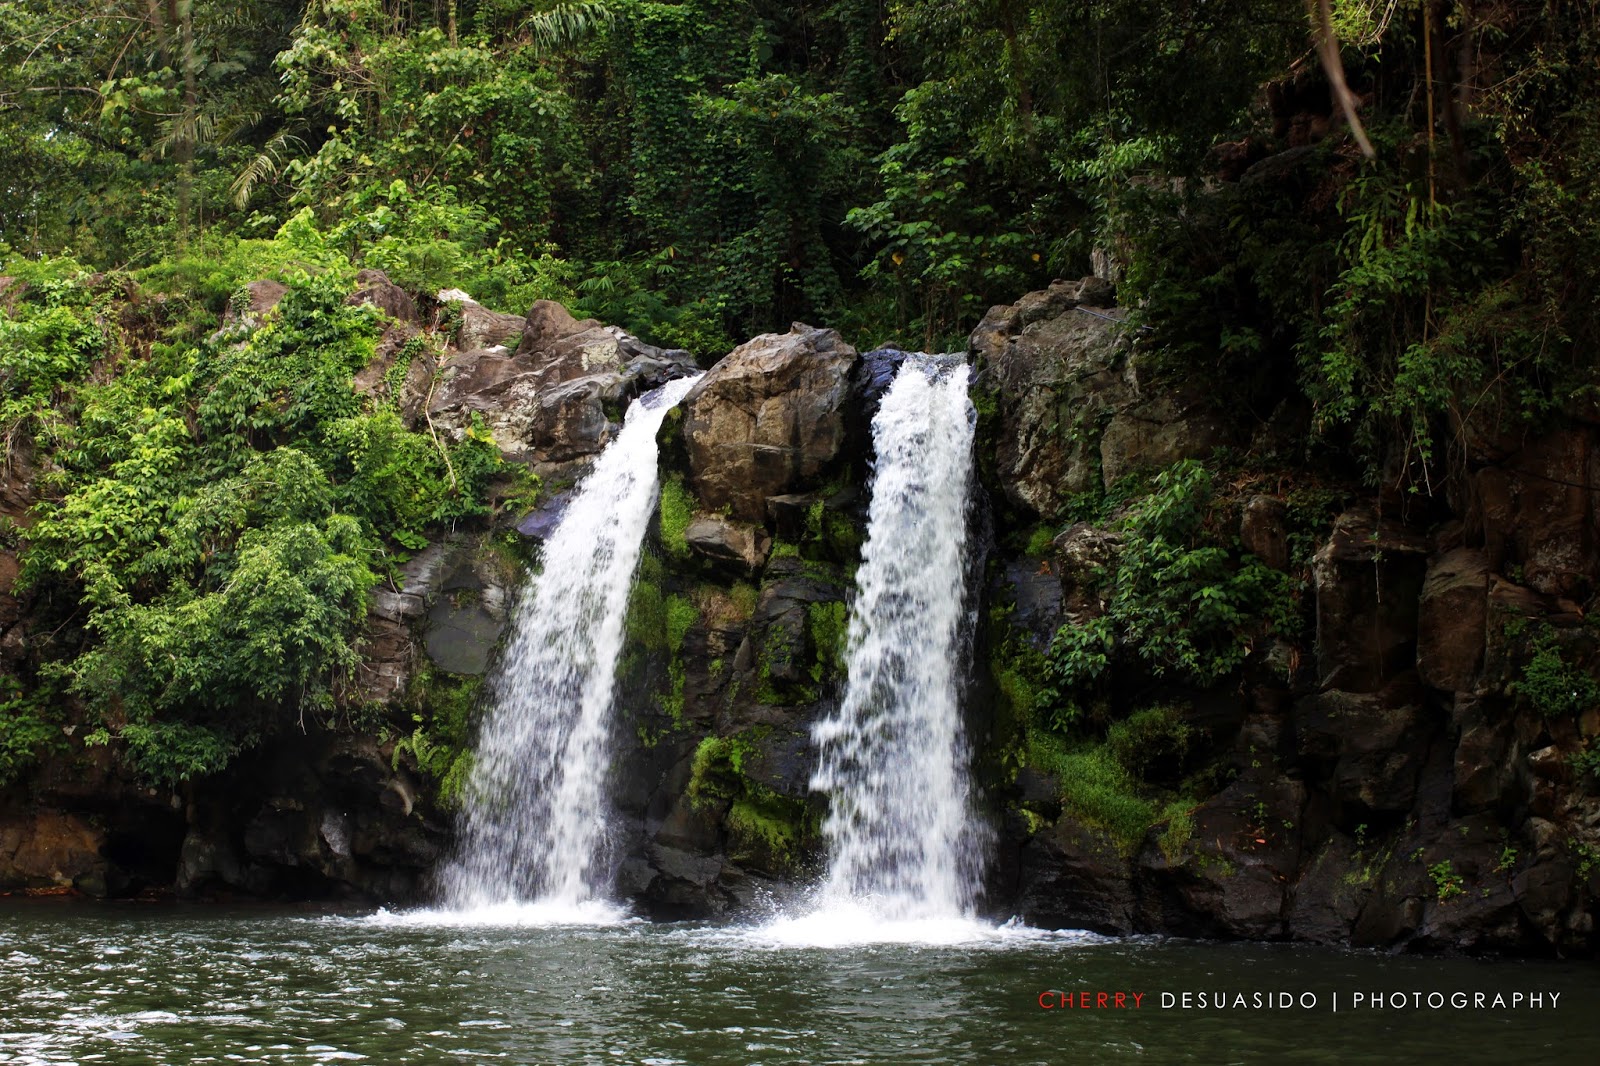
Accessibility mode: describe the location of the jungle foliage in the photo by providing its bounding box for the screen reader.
[3,1,1599,785]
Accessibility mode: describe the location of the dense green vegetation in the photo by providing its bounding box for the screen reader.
[5,2,1592,465]
[3,1,1599,796]
[0,250,508,784]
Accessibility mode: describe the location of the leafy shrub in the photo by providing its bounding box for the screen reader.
[0,676,58,785]
[1515,627,1600,719]
[1106,705,1194,783]
[1045,460,1295,695]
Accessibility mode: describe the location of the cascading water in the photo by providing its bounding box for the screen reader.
[803,353,982,932]
[439,373,702,919]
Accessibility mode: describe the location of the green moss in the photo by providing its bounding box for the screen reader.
[688,728,814,869]
[688,730,764,803]
[665,594,699,654]
[807,600,849,680]
[626,574,668,652]
[1025,732,1154,856]
[727,793,813,868]
[769,540,801,559]
[658,475,694,560]
[1156,799,1196,863]
[1024,525,1058,557]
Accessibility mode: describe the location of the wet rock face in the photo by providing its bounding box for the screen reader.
[428,297,697,466]
[1312,505,1430,693]
[175,732,447,902]
[1415,548,1489,692]
[972,278,1229,520]
[681,324,856,523]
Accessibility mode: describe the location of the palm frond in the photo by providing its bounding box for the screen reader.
[523,1,616,56]
[229,128,308,208]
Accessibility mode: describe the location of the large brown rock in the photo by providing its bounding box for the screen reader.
[352,322,434,429]
[972,280,1130,516]
[1294,683,1429,817]
[682,324,855,522]
[439,289,526,351]
[1099,392,1229,488]
[684,514,771,573]
[972,277,1230,519]
[1013,820,1138,934]
[428,298,696,464]
[1467,428,1600,599]
[347,268,418,324]
[1415,548,1489,692]
[0,809,107,893]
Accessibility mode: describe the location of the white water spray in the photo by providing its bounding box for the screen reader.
[802,354,981,933]
[439,374,702,918]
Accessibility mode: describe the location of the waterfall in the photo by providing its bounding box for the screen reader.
[807,353,981,926]
[440,373,702,918]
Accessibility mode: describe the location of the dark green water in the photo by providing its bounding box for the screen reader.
[2,900,1597,1065]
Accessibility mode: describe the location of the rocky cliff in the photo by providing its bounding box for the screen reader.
[3,272,1597,955]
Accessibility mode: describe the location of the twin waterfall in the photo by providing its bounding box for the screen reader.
[440,375,702,914]
[443,356,981,933]
[810,356,981,924]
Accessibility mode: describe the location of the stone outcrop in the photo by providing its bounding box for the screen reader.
[972,277,1230,519]
[681,324,855,522]
[428,297,697,467]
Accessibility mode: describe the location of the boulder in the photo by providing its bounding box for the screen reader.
[1468,428,1599,598]
[972,277,1229,519]
[228,279,287,324]
[681,324,855,523]
[439,289,526,351]
[0,809,107,893]
[1286,832,1373,944]
[1014,820,1137,934]
[516,489,575,540]
[429,298,696,464]
[1451,694,1518,812]
[1294,683,1429,817]
[683,514,771,573]
[526,373,626,462]
[1415,548,1489,692]
[1053,523,1121,623]
[1148,776,1306,940]
[516,300,696,391]
[972,282,1130,516]
[1099,392,1229,488]
[1240,495,1290,570]
[346,268,418,324]
[352,321,433,428]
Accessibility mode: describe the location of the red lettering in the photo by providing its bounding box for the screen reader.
[1039,992,1054,1009]
[1132,992,1144,1009]
[1078,992,1091,1009]
[1114,993,1126,1008]
[1097,993,1108,1008]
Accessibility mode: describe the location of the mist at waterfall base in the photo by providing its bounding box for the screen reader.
[423,373,703,927]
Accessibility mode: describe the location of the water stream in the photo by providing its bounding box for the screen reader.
[799,354,982,937]
[439,374,702,917]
